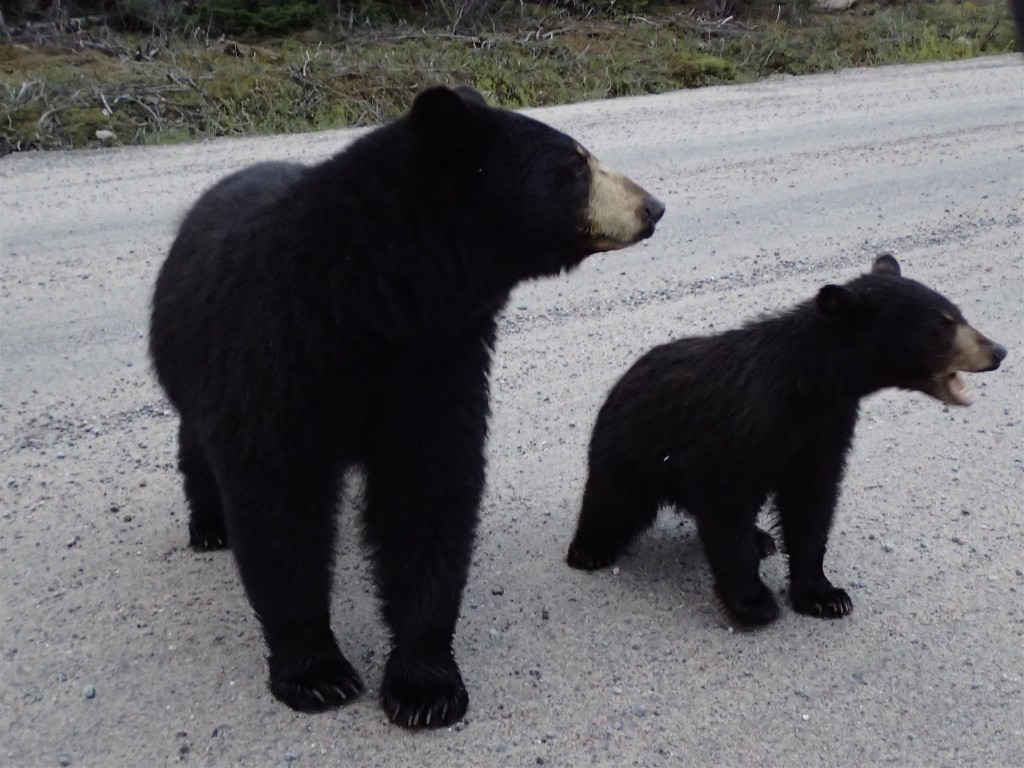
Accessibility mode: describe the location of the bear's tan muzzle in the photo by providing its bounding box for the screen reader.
[584,156,665,253]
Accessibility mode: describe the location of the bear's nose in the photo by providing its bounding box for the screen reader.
[645,197,666,225]
[991,343,1008,364]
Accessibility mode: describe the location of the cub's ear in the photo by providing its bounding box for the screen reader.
[410,85,480,153]
[816,284,860,321]
[871,253,901,276]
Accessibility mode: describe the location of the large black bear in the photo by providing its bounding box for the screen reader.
[150,85,665,728]
[567,255,1005,627]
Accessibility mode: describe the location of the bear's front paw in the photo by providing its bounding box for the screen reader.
[268,647,364,713]
[792,586,853,619]
[566,544,617,571]
[381,649,468,729]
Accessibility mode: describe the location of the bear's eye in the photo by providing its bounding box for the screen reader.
[563,151,589,181]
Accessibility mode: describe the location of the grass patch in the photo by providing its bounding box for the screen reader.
[1,0,1017,153]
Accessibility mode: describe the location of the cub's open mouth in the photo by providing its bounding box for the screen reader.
[936,371,974,407]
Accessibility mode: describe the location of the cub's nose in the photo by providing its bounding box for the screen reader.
[991,342,1008,366]
[645,197,666,225]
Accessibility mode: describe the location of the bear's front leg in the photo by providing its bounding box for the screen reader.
[362,343,492,728]
[776,462,853,620]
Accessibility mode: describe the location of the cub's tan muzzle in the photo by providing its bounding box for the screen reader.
[931,323,1007,406]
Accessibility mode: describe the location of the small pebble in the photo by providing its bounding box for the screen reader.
[612,567,620,576]
[58,756,72,767]
[83,685,95,699]
[488,629,501,641]
[634,705,647,717]
[66,536,78,548]
[285,753,297,763]
[612,720,623,730]
[801,713,810,721]
[122,515,133,523]
[612,686,622,695]
[882,542,894,552]
[541,608,549,620]
[491,587,504,596]
[536,758,545,765]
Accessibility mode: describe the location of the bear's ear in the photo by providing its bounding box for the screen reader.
[410,86,480,153]
[871,253,901,276]
[816,284,860,321]
[453,85,487,106]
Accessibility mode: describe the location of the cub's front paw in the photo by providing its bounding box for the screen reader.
[792,586,853,619]
[381,649,468,729]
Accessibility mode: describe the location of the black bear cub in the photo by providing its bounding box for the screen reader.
[567,255,1006,626]
[150,85,664,728]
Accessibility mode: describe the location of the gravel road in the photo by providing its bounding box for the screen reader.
[1,55,1022,768]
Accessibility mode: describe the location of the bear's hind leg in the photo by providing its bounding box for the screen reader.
[178,421,228,551]
[215,458,364,712]
[567,469,660,570]
[776,465,852,619]
[691,491,780,627]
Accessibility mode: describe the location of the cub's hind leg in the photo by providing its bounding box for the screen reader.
[178,421,228,551]
[567,468,660,571]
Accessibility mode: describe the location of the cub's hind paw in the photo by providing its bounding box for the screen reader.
[754,527,778,559]
[566,544,617,571]
[721,582,781,628]
[792,587,853,619]
[188,517,229,551]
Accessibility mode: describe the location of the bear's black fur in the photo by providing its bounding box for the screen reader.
[567,255,1006,626]
[150,85,664,727]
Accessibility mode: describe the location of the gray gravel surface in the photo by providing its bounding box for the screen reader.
[2,55,1022,768]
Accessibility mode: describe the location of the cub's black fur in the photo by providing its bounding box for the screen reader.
[567,255,1006,626]
[150,85,664,727]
